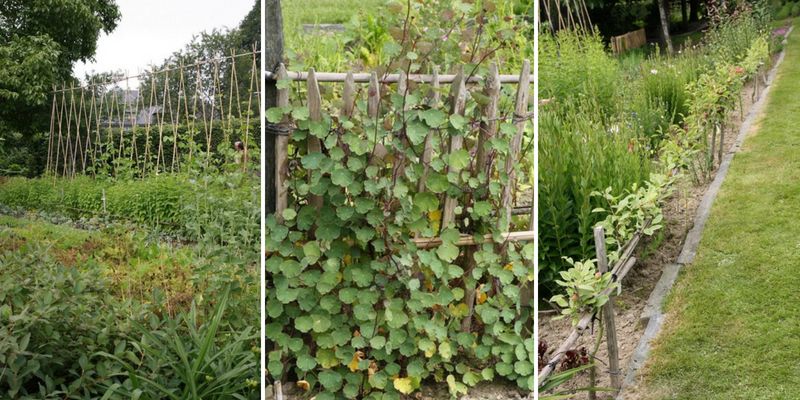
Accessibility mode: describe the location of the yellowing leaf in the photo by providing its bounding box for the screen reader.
[368,360,378,376]
[393,377,415,394]
[348,351,364,372]
[449,303,469,318]
[428,209,442,232]
[439,341,453,360]
[476,283,487,304]
[296,380,310,391]
[343,255,353,266]
[503,262,514,271]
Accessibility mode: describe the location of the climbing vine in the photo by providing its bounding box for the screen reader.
[266,1,534,398]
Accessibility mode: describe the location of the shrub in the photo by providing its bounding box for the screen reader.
[538,107,651,294]
[0,245,138,397]
[775,2,792,18]
[539,31,620,118]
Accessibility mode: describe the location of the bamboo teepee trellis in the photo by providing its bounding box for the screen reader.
[46,48,261,179]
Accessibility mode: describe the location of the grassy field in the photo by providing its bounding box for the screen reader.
[636,29,800,398]
[281,0,383,30]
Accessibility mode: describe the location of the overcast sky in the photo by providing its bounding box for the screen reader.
[73,0,254,87]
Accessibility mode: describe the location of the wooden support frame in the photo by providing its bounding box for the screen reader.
[538,220,651,385]
[264,70,534,84]
[412,231,535,249]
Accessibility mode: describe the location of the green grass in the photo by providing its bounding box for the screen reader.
[639,28,800,399]
[281,0,383,29]
[280,0,383,70]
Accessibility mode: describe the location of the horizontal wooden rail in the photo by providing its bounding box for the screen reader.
[412,230,534,249]
[265,70,534,84]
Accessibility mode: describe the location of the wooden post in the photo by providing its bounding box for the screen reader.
[709,124,717,167]
[274,64,290,221]
[417,69,439,192]
[594,226,621,391]
[307,69,324,211]
[441,69,467,231]
[265,0,284,215]
[501,60,531,229]
[275,380,283,400]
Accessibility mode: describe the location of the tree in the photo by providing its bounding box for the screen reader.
[0,0,120,176]
[657,0,674,53]
[136,0,262,131]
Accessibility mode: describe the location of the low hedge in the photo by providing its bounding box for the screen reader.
[0,174,259,256]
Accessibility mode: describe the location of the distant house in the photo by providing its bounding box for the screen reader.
[100,89,164,128]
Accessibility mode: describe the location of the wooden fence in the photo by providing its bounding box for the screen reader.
[611,28,647,54]
[267,61,535,332]
[270,61,534,229]
[538,222,650,394]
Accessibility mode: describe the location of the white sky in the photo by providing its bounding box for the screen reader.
[72,0,254,87]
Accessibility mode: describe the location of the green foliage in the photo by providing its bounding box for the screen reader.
[538,8,773,295]
[283,0,533,73]
[592,173,673,263]
[775,2,792,19]
[0,243,137,397]
[538,31,620,118]
[0,211,259,398]
[99,289,259,399]
[0,0,121,177]
[0,171,259,257]
[538,107,651,293]
[706,6,771,66]
[549,258,617,325]
[268,2,534,397]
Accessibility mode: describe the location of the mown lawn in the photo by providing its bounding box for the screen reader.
[637,29,800,398]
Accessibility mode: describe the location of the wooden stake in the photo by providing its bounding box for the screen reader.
[501,60,531,228]
[594,226,621,391]
[417,68,440,193]
[266,0,286,215]
[441,68,467,231]
[274,64,290,221]
[275,381,283,400]
[307,69,324,211]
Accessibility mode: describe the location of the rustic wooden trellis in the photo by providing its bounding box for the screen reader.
[45,49,261,179]
[268,60,534,240]
[267,61,534,338]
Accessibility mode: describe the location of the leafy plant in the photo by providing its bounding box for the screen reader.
[267,1,534,397]
[99,288,259,400]
[549,258,617,325]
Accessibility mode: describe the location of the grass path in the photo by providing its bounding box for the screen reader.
[633,31,800,399]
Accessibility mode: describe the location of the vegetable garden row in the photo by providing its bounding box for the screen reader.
[538,1,781,397]
[0,50,261,398]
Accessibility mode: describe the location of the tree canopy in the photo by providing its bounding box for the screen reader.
[0,0,121,175]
